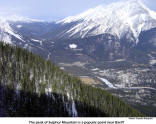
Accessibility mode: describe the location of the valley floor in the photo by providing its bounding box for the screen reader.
[57,60,156,116]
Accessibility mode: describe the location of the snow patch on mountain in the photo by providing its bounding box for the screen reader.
[31,39,43,45]
[69,44,77,49]
[91,68,100,71]
[16,25,22,28]
[0,15,45,44]
[0,18,24,43]
[58,0,156,43]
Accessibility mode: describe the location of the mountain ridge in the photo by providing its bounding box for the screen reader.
[1,0,156,44]
[57,0,156,43]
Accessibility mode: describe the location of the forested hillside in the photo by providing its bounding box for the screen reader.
[0,42,143,117]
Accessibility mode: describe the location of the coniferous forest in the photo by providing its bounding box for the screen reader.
[0,42,144,117]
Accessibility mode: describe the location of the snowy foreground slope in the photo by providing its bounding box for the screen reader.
[57,0,156,43]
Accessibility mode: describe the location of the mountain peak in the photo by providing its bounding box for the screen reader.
[58,0,151,23]
[57,0,156,42]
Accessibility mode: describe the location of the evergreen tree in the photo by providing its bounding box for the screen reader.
[0,42,144,117]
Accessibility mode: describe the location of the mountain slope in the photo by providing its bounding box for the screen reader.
[57,0,156,43]
[0,18,23,43]
[0,42,143,117]
[0,15,44,44]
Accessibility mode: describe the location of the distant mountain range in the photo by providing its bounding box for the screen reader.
[0,0,155,63]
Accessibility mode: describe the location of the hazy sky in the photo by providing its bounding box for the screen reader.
[0,0,156,21]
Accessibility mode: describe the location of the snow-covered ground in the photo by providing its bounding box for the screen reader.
[97,77,116,89]
[72,101,78,117]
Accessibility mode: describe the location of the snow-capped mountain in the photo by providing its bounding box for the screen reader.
[57,0,156,43]
[0,0,156,63]
[0,15,44,23]
[0,15,44,44]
